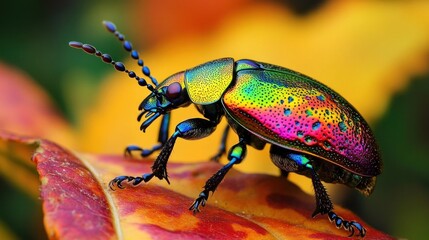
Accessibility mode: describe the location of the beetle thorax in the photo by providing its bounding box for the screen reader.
[184,58,234,105]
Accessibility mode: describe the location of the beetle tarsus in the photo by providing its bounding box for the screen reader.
[126,114,171,158]
[328,211,366,237]
[124,144,163,158]
[124,145,143,156]
[109,173,156,190]
[109,175,132,190]
[189,191,208,213]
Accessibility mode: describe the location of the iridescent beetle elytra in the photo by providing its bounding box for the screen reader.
[69,21,382,237]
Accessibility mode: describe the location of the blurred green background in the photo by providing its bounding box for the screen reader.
[1,0,428,239]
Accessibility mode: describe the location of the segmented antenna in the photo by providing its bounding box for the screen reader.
[68,41,158,95]
[102,20,158,86]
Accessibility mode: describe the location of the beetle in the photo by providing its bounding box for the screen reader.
[69,21,382,237]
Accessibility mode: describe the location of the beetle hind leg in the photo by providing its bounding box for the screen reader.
[269,146,366,237]
[309,167,333,217]
[310,170,367,237]
[310,163,367,237]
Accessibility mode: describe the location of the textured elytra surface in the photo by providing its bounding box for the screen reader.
[222,65,381,177]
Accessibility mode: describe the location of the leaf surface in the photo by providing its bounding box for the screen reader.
[0,62,75,149]
[1,133,393,239]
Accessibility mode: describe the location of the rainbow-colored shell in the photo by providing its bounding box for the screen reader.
[222,60,381,177]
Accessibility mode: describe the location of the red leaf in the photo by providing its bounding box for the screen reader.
[0,62,74,147]
[1,132,393,239]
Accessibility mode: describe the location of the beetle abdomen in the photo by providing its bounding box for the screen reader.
[222,64,381,177]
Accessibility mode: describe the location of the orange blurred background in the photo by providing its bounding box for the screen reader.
[1,0,429,239]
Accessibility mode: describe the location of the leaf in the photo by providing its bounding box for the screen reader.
[0,132,393,239]
[0,62,75,148]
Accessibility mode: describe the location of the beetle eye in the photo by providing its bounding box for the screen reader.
[166,82,182,100]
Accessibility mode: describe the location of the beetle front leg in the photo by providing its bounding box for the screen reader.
[124,113,171,157]
[190,138,246,213]
[110,118,218,189]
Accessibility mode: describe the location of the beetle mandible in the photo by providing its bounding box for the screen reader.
[69,21,382,238]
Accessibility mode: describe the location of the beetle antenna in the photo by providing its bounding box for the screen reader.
[102,20,158,87]
[68,41,159,96]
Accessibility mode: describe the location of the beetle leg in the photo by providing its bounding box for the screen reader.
[270,147,333,216]
[280,170,289,178]
[190,138,246,213]
[124,113,171,157]
[210,125,230,162]
[110,118,218,189]
[269,148,366,236]
[110,133,176,189]
[311,169,366,237]
[309,168,334,217]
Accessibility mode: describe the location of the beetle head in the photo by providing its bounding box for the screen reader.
[70,21,195,132]
[138,71,190,131]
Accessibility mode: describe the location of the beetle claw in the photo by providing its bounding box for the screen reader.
[109,176,133,190]
[348,221,366,237]
[347,227,355,238]
[124,144,160,158]
[124,145,143,157]
[189,191,209,214]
